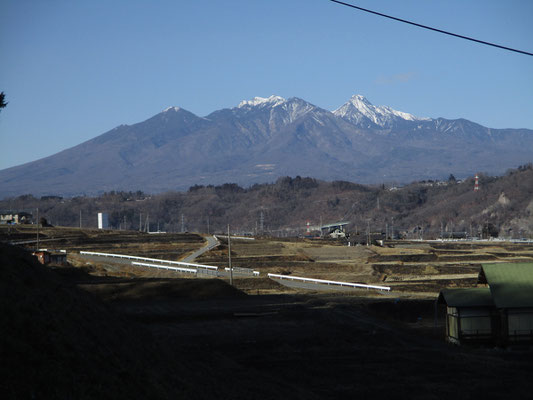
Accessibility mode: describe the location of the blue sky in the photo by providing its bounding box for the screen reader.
[1,0,532,170]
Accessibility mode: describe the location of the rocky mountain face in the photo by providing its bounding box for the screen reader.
[1,95,532,197]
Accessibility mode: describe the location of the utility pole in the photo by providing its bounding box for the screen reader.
[366,220,370,246]
[391,217,394,240]
[124,215,127,231]
[139,213,142,232]
[260,211,264,234]
[79,210,82,229]
[36,208,39,251]
[227,224,233,286]
[181,214,185,233]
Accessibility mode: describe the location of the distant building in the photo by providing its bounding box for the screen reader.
[0,211,32,225]
[33,250,50,265]
[320,222,350,238]
[98,212,109,229]
[438,262,533,346]
[32,250,67,265]
[348,232,386,246]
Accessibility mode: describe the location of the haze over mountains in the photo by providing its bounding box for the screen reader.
[1,95,532,197]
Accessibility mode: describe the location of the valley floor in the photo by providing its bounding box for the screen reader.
[2,226,533,399]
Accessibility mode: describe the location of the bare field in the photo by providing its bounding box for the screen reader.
[200,238,533,295]
[0,225,205,256]
[3,232,533,399]
[4,226,533,296]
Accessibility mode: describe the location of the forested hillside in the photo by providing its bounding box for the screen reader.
[2,165,532,239]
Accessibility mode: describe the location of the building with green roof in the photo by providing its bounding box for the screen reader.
[438,262,533,346]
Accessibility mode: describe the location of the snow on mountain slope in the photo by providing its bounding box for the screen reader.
[229,95,322,133]
[333,95,430,128]
[1,93,532,197]
[238,95,287,108]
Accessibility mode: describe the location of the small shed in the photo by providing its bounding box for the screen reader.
[479,263,533,343]
[439,262,533,346]
[33,250,51,265]
[438,288,495,345]
[32,250,68,266]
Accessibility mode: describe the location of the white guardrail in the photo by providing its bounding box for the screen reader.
[267,273,391,292]
[214,235,256,241]
[79,251,218,270]
[132,261,198,274]
[225,267,260,276]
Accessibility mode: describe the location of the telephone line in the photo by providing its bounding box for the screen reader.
[329,0,533,57]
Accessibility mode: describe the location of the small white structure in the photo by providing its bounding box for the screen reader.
[320,221,350,238]
[98,212,109,229]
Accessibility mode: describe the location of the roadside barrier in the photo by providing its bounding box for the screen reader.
[214,235,255,241]
[132,261,197,274]
[79,250,218,270]
[267,273,391,291]
[131,261,218,276]
[225,267,260,276]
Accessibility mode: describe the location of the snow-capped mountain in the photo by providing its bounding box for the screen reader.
[333,94,429,128]
[237,95,287,108]
[0,94,531,197]
[232,95,322,132]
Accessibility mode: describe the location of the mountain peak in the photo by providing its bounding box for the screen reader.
[1,92,532,198]
[350,94,372,105]
[162,106,182,113]
[238,95,286,108]
[334,95,428,128]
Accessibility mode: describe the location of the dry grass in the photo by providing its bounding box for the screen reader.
[4,241,533,399]
[5,225,533,296]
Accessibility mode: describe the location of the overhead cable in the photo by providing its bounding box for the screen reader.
[329,0,533,57]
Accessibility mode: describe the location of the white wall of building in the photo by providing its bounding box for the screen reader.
[98,212,109,229]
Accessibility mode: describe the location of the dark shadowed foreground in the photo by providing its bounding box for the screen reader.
[1,243,532,399]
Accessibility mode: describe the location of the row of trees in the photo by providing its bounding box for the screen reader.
[1,167,532,238]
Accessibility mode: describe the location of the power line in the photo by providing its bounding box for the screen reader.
[329,0,533,57]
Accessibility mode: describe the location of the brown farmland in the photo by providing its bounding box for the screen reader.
[2,225,533,399]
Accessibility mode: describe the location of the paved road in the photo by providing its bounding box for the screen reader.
[182,235,219,263]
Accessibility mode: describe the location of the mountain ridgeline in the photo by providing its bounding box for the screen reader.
[0,95,532,197]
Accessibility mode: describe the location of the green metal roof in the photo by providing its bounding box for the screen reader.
[438,288,493,308]
[481,263,533,308]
